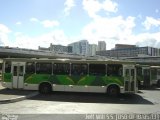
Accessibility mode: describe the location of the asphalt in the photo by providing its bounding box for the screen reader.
[0,81,39,104]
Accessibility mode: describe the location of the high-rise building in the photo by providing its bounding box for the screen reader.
[80,40,89,55]
[89,44,98,56]
[68,42,80,54]
[98,41,106,51]
[69,40,89,56]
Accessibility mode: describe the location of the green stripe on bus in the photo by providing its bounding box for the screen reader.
[24,74,51,84]
[24,74,124,86]
[3,73,12,82]
[102,76,124,86]
[77,75,96,85]
[56,75,75,85]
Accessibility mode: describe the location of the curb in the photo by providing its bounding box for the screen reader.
[0,92,39,104]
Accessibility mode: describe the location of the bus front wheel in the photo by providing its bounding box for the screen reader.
[39,82,52,94]
[107,85,120,97]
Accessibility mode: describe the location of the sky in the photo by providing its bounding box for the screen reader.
[0,0,160,50]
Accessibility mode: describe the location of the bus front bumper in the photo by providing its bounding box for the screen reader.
[120,86,138,94]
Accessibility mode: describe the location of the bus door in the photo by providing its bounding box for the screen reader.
[12,62,25,89]
[124,66,136,92]
[142,68,150,87]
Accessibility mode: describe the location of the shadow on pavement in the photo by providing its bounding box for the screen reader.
[29,91,153,105]
[0,88,35,96]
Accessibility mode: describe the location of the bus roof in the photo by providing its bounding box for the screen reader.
[136,64,150,67]
[150,66,160,69]
[2,58,135,65]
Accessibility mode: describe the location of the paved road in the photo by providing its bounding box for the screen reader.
[0,88,160,119]
[0,82,38,103]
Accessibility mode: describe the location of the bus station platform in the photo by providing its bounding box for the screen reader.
[0,82,38,104]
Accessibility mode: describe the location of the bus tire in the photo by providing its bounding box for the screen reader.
[39,82,52,94]
[107,85,120,97]
[157,80,160,87]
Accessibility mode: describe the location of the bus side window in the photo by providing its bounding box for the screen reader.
[157,69,160,75]
[71,64,88,75]
[107,64,123,76]
[53,63,70,75]
[36,62,52,74]
[26,62,35,74]
[137,67,142,76]
[5,62,11,73]
[89,64,106,76]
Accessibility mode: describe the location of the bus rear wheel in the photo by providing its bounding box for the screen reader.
[107,85,120,97]
[39,83,52,94]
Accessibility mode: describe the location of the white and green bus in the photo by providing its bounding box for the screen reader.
[136,64,151,88]
[136,65,160,88]
[150,66,160,87]
[1,58,137,95]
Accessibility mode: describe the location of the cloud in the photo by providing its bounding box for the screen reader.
[0,24,11,46]
[41,20,60,28]
[30,18,39,22]
[0,24,11,33]
[16,22,22,25]
[81,16,136,49]
[12,29,69,49]
[30,18,60,28]
[80,13,160,50]
[143,16,160,30]
[82,0,118,18]
[155,9,159,13]
[14,32,23,37]
[134,32,160,46]
[102,0,118,13]
[64,0,76,16]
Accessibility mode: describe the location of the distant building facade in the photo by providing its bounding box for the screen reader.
[115,44,136,49]
[96,44,160,58]
[39,40,104,56]
[80,40,89,55]
[49,43,72,53]
[39,43,72,53]
[97,41,106,51]
[38,46,50,51]
[89,44,98,56]
[69,40,89,56]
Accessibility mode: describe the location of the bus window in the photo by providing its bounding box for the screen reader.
[137,67,142,76]
[0,63,2,72]
[53,63,70,75]
[157,69,160,76]
[5,62,11,73]
[19,66,24,76]
[107,64,123,76]
[143,69,150,76]
[36,62,52,74]
[26,62,35,74]
[89,64,106,75]
[13,66,18,76]
[71,64,88,75]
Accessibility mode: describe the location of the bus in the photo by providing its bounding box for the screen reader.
[136,65,160,88]
[0,59,2,81]
[1,58,137,96]
[136,64,150,88]
[150,66,160,87]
